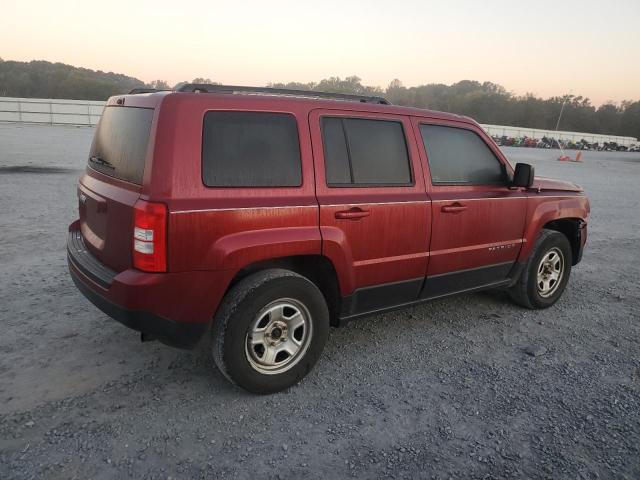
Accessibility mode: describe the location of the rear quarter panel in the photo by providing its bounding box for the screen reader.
[149,94,321,273]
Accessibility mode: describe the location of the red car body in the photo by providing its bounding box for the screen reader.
[68,90,589,348]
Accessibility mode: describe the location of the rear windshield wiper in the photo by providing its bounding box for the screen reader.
[89,155,115,170]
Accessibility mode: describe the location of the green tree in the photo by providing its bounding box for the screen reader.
[147,79,170,89]
[191,78,220,85]
[596,103,622,135]
[0,59,144,100]
[619,101,640,139]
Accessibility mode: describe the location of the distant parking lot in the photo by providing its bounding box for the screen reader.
[1,123,639,479]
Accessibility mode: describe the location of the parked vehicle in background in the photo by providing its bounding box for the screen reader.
[67,85,590,393]
[490,134,636,151]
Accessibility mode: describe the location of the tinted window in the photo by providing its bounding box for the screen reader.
[322,118,351,184]
[202,112,301,187]
[419,125,506,185]
[89,106,153,184]
[322,117,411,185]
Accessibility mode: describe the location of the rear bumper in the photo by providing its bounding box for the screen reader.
[67,221,230,349]
[69,264,207,348]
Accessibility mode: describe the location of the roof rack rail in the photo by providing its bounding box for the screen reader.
[173,83,391,105]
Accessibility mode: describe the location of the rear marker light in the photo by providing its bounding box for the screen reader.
[133,199,167,272]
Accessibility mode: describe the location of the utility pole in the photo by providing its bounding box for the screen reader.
[555,95,571,159]
[554,95,570,132]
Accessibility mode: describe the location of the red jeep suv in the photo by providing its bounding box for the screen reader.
[68,84,589,393]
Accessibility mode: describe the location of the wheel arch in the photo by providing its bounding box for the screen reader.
[227,255,342,327]
[542,218,582,265]
[519,196,588,265]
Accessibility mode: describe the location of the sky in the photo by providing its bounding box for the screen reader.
[1,0,639,105]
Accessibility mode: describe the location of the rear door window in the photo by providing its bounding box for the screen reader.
[202,112,302,187]
[89,106,153,185]
[321,117,412,186]
[419,124,506,185]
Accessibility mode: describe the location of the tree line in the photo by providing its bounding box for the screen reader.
[270,77,640,140]
[1,59,638,139]
[0,59,144,102]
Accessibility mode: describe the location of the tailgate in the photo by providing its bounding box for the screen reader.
[78,105,154,272]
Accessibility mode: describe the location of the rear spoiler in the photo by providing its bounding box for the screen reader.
[128,88,169,94]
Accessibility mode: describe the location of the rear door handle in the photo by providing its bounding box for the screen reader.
[335,208,370,220]
[441,203,468,213]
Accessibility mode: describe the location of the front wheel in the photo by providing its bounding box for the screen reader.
[211,269,330,394]
[509,229,572,309]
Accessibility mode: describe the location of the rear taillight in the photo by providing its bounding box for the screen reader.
[133,199,167,272]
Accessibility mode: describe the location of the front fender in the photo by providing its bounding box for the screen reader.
[518,195,589,262]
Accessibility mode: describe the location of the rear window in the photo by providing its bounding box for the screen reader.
[89,106,153,185]
[202,112,302,187]
[321,117,412,186]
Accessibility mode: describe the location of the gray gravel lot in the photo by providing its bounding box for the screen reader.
[0,122,639,479]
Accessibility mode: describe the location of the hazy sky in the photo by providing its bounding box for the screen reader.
[1,0,639,105]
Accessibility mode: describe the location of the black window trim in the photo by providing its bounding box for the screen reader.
[320,115,415,188]
[419,122,510,187]
[200,110,303,189]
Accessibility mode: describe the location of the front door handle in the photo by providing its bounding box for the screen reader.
[441,203,468,214]
[335,207,370,220]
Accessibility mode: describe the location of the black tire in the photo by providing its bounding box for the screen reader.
[509,229,572,309]
[211,269,330,394]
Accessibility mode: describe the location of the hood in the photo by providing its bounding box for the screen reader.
[531,176,583,193]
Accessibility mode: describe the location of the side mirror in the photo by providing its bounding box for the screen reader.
[512,163,535,188]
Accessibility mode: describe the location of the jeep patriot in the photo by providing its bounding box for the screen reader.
[67,84,590,393]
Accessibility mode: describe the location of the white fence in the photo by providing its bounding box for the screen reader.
[1,96,638,146]
[0,97,103,125]
[482,124,637,147]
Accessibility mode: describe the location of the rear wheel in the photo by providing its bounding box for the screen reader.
[509,229,572,309]
[212,269,330,394]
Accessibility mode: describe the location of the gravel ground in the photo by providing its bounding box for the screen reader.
[0,122,639,479]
